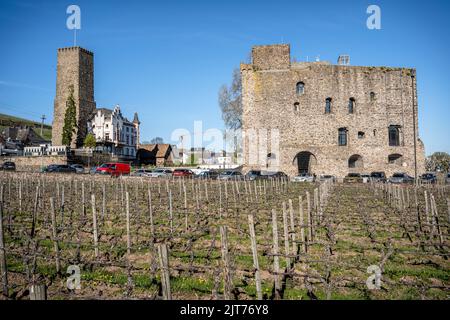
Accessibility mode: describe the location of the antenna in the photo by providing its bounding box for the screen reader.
[74,29,77,47]
[40,115,46,136]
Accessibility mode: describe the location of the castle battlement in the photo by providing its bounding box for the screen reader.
[57,46,94,56]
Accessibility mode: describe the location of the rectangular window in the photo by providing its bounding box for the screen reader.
[338,128,347,146]
[389,125,400,146]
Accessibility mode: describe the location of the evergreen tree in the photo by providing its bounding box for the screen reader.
[62,85,77,147]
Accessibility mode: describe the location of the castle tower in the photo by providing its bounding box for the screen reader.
[133,112,141,149]
[52,47,96,148]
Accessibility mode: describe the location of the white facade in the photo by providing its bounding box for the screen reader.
[87,105,139,158]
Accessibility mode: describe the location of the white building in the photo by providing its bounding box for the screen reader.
[87,105,140,159]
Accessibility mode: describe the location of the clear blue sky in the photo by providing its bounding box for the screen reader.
[0,0,449,155]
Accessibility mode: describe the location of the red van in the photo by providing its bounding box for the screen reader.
[96,163,131,177]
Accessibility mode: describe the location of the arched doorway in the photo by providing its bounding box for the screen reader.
[348,154,364,169]
[294,151,317,175]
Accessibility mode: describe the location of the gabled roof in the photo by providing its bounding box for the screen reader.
[139,144,172,158]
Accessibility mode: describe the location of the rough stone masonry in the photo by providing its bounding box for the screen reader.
[240,44,426,178]
[52,47,96,148]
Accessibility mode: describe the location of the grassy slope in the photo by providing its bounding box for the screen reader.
[0,113,52,140]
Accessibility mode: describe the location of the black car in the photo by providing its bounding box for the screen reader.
[370,172,386,183]
[266,171,288,179]
[1,162,16,171]
[195,171,220,180]
[245,170,265,181]
[420,173,437,184]
[47,164,77,173]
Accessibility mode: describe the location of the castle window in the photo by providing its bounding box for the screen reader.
[296,82,305,95]
[388,154,403,165]
[389,125,401,146]
[348,154,363,168]
[370,92,376,101]
[358,131,365,139]
[338,128,348,146]
[325,98,332,114]
[294,102,300,112]
[349,98,355,114]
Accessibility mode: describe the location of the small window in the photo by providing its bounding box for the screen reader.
[388,154,403,165]
[370,92,376,102]
[294,102,300,112]
[349,98,355,114]
[389,125,401,146]
[373,129,377,137]
[338,128,347,146]
[325,98,332,114]
[358,131,365,139]
[296,82,305,95]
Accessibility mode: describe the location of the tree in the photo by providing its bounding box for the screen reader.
[151,137,164,144]
[62,85,77,147]
[83,133,96,148]
[219,68,242,130]
[426,152,450,172]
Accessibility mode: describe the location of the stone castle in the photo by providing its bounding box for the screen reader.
[52,47,96,148]
[241,44,426,178]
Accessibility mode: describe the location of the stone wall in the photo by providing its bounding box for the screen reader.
[241,44,426,178]
[2,155,68,172]
[52,47,96,148]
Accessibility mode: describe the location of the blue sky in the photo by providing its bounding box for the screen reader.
[0,0,449,155]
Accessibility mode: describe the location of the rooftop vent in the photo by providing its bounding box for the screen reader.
[338,55,350,66]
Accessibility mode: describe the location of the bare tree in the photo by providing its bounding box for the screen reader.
[426,152,450,172]
[219,68,242,130]
[151,137,164,144]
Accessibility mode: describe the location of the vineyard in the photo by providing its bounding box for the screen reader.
[0,172,449,300]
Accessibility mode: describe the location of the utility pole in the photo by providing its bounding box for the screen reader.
[40,115,46,137]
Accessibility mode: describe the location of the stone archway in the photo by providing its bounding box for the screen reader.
[293,151,317,175]
[348,154,364,169]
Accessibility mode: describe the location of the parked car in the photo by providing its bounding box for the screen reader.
[89,166,98,174]
[96,163,131,176]
[1,161,16,171]
[319,175,336,183]
[446,173,450,185]
[370,172,386,183]
[131,169,153,177]
[70,164,85,174]
[218,171,244,181]
[389,172,415,184]
[46,164,77,174]
[173,169,194,178]
[42,164,59,173]
[266,171,288,179]
[344,173,363,183]
[420,173,437,184]
[291,173,315,183]
[361,174,371,183]
[149,168,173,178]
[245,170,265,181]
[195,170,220,180]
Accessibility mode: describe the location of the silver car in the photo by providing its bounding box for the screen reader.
[218,171,244,181]
[132,169,153,177]
[70,164,85,174]
[291,173,315,183]
[149,169,172,178]
[389,172,415,184]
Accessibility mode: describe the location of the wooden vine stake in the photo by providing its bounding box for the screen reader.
[248,214,262,300]
[91,194,99,258]
[271,209,281,299]
[0,185,8,297]
[157,243,171,300]
[50,198,61,273]
[220,226,233,300]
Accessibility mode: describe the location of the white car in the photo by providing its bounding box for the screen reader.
[131,169,153,177]
[291,174,315,183]
[149,169,173,178]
